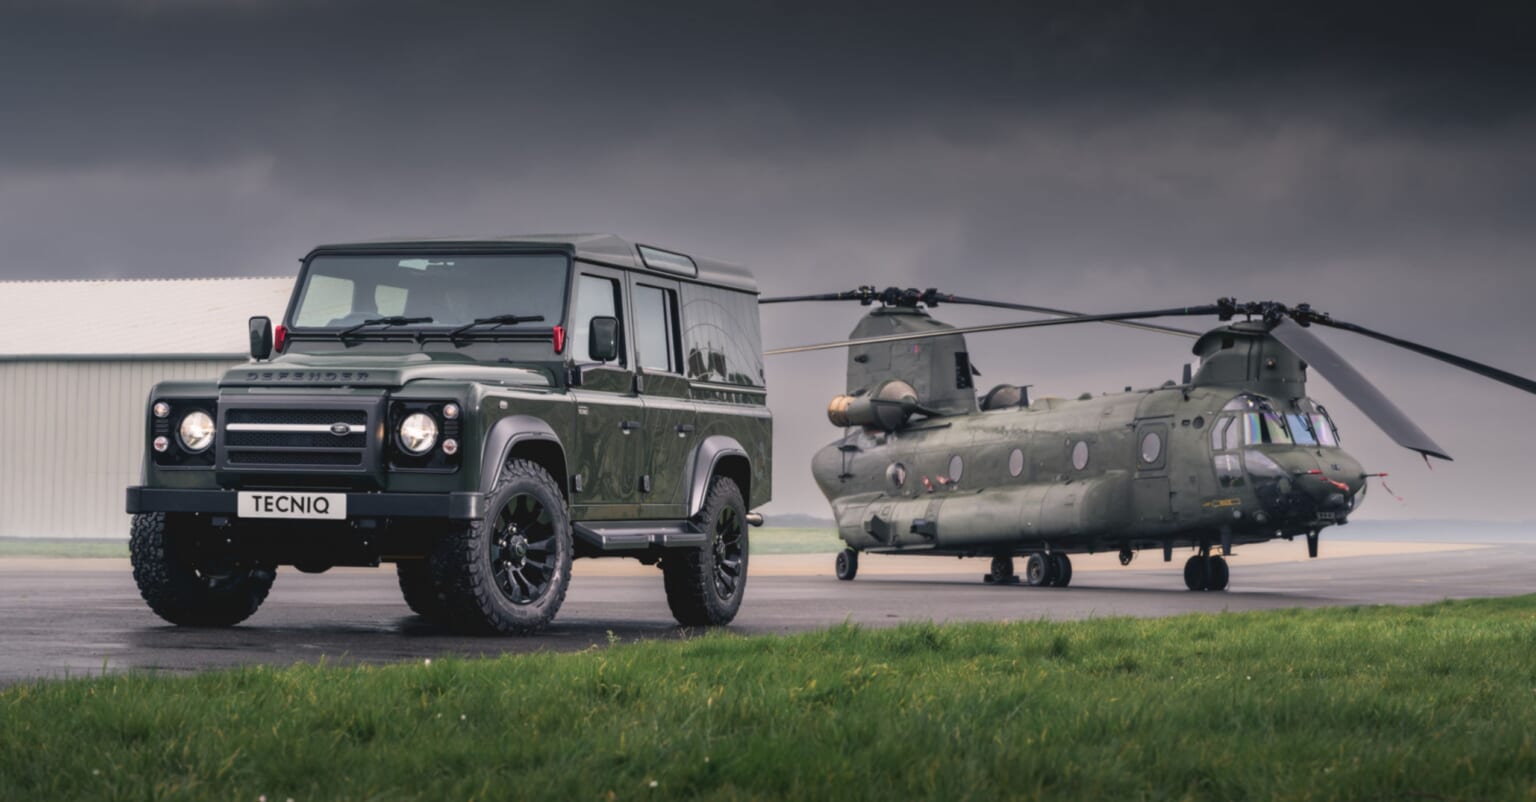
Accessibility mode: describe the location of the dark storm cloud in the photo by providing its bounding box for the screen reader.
[3,1,1534,518]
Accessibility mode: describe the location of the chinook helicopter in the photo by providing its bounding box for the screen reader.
[760,288,1536,590]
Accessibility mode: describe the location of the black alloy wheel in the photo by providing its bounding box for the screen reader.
[129,512,276,627]
[709,503,747,600]
[431,459,573,635]
[489,493,560,606]
[662,476,750,626]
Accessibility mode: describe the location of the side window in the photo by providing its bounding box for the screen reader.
[570,274,624,366]
[679,284,765,386]
[1211,416,1233,450]
[634,284,680,373]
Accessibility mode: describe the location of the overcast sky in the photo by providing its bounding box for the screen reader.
[3,1,1534,521]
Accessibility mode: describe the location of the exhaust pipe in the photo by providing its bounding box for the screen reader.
[745,512,765,527]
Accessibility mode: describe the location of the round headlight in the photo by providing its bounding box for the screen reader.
[178,410,215,453]
[399,412,439,455]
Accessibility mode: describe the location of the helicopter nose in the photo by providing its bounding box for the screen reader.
[1298,454,1365,507]
[1244,449,1363,524]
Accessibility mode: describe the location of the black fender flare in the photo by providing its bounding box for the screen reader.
[685,435,749,519]
[479,415,567,495]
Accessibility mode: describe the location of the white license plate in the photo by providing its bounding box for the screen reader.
[237,491,346,520]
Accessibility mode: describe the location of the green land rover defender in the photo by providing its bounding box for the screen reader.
[125,235,771,633]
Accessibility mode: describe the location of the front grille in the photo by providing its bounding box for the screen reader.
[228,451,363,466]
[217,394,385,478]
[228,409,367,426]
[226,430,367,448]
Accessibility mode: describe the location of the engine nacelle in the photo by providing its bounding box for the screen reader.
[827,380,920,431]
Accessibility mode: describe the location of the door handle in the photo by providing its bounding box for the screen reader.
[675,423,696,434]
[620,420,642,431]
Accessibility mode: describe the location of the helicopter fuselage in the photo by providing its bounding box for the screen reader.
[813,382,1366,560]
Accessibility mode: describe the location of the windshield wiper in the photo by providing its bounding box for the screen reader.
[448,313,547,341]
[338,316,434,341]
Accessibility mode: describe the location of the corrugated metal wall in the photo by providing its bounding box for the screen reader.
[0,359,238,538]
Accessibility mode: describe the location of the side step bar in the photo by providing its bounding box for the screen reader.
[573,521,708,551]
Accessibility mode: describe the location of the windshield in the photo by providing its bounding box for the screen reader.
[291,253,568,331]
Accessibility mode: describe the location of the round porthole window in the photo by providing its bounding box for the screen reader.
[1140,432,1163,463]
[948,455,964,483]
[1071,441,1089,471]
[887,462,907,488]
[1008,448,1024,477]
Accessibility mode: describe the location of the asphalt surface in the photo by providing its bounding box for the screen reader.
[2,543,1532,685]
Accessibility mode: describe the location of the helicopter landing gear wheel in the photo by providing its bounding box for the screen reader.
[1024,552,1055,587]
[835,549,859,581]
[1048,553,1073,587]
[1183,554,1230,591]
[986,555,1017,585]
[1208,555,1230,591]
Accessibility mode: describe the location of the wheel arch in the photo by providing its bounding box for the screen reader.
[687,435,750,519]
[480,415,569,500]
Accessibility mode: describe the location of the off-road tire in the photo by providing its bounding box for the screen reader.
[129,512,275,627]
[430,459,573,635]
[662,476,749,626]
[396,559,450,622]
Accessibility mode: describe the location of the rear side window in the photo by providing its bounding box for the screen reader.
[634,284,680,373]
[679,284,764,386]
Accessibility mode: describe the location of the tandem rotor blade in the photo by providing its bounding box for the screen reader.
[936,294,1201,338]
[1305,316,1536,397]
[763,305,1223,356]
[1268,318,1451,461]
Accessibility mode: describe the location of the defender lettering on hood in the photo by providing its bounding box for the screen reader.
[244,370,371,382]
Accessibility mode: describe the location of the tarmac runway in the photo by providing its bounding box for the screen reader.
[1,539,1530,685]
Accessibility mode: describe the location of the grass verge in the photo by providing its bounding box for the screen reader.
[749,526,843,554]
[0,538,128,559]
[3,597,1535,801]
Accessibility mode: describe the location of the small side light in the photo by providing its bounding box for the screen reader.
[443,403,460,420]
[153,401,171,419]
[153,436,170,453]
[442,438,459,456]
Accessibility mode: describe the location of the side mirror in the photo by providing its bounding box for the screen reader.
[588,316,620,363]
[249,316,273,360]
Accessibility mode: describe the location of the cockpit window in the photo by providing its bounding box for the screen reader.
[1241,411,1293,445]
[1287,414,1318,445]
[1312,414,1339,446]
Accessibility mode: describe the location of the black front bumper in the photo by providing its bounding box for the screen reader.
[126,487,484,520]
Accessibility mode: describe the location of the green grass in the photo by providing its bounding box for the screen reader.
[4,598,1536,801]
[0,537,128,558]
[749,527,843,554]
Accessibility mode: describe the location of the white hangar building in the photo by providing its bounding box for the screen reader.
[0,277,295,538]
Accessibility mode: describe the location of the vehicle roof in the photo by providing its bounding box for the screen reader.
[306,233,758,293]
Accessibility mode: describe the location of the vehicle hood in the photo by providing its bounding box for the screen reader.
[219,351,554,389]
